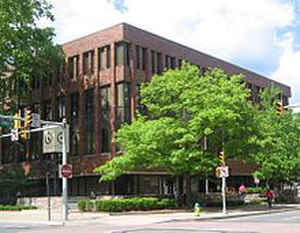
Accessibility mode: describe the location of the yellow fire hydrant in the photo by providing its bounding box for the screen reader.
[194,202,201,216]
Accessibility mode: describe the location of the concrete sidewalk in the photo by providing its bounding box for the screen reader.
[0,204,299,227]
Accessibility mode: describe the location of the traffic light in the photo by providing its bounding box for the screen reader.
[20,129,28,140]
[276,102,284,116]
[219,151,225,165]
[24,109,32,128]
[215,167,221,178]
[13,113,21,129]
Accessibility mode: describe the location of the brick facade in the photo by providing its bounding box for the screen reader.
[0,23,291,196]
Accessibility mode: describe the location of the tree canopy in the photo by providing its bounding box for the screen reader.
[0,0,64,113]
[251,89,300,184]
[95,64,259,181]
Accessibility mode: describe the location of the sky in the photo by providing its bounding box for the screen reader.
[46,0,300,105]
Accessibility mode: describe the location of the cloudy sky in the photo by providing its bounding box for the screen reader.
[47,0,300,104]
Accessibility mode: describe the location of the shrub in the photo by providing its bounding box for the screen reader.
[0,204,37,211]
[275,189,297,203]
[247,199,263,205]
[87,197,176,212]
[246,187,266,194]
[77,200,89,212]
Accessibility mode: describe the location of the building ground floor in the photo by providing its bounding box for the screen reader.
[19,173,257,198]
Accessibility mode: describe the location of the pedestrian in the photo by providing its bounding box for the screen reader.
[265,188,274,208]
[239,184,246,196]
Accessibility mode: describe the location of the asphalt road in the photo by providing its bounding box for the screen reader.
[219,210,300,224]
[0,210,299,233]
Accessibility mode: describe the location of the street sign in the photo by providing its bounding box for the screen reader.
[59,164,72,179]
[220,166,229,178]
[10,129,19,141]
[217,166,229,178]
[31,113,41,128]
[43,125,69,153]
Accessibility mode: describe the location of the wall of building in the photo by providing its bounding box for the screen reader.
[0,23,292,196]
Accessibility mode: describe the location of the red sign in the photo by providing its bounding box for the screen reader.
[60,164,72,179]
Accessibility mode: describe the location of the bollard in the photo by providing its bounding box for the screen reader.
[194,202,201,216]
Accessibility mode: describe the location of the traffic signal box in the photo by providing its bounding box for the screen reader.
[13,113,21,130]
[219,151,225,166]
[21,109,32,140]
[276,102,284,116]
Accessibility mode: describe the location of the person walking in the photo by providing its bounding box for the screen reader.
[265,189,274,208]
[239,184,246,196]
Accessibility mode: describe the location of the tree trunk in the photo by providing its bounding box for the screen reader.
[184,175,192,207]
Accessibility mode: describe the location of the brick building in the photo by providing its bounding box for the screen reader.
[0,23,291,197]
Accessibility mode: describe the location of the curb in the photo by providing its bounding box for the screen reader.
[0,220,65,227]
[159,207,300,223]
[109,210,191,216]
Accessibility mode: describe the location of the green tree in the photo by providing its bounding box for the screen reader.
[0,0,64,113]
[251,89,300,185]
[95,64,258,186]
[0,167,35,204]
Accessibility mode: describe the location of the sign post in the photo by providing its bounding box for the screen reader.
[216,165,229,214]
[61,118,68,222]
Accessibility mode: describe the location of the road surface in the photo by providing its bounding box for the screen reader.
[0,209,299,233]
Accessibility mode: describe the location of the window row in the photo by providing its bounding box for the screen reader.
[1,83,131,164]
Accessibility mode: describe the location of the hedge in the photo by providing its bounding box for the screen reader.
[245,187,266,194]
[77,197,176,212]
[0,205,37,211]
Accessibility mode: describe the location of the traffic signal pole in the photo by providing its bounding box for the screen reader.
[0,114,69,222]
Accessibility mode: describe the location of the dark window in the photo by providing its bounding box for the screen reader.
[116,42,129,66]
[106,46,111,68]
[31,76,40,89]
[56,96,65,122]
[83,50,94,75]
[43,100,52,121]
[68,57,74,79]
[84,89,95,154]
[200,67,207,75]
[178,59,182,69]
[142,48,147,71]
[116,82,131,128]
[170,57,176,69]
[75,55,79,78]
[165,55,170,69]
[90,50,94,73]
[151,50,155,73]
[100,86,111,153]
[83,52,89,75]
[98,47,105,70]
[136,45,140,69]
[282,95,288,106]
[157,53,162,74]
[136,84,148,116]
[70,93,79,156]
